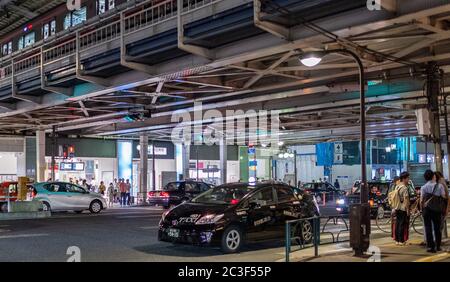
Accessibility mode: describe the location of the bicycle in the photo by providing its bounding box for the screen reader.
[375,198,424,235]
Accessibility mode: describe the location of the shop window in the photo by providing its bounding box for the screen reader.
[64,6,87,30]
[42,19,56,39]
[2,41,12,56]
[97,0,106,14]
[18,32,35,50]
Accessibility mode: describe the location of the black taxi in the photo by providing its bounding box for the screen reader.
[158,181,320,253]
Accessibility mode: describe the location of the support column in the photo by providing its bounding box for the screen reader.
[139,134,148,204]
[182,144,190,180]
[427,62,443,173]
[36,130,46,182]
[220,138,227,185]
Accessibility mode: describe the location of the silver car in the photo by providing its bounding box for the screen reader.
[33,182,107,214]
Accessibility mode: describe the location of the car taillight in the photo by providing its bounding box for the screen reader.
[160,192,169,197]
[32,189,37,198]
[148,192,155,197]
[230,199,239,205]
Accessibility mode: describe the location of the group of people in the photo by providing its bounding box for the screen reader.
[66,177,132,208]
[390,170,449,253]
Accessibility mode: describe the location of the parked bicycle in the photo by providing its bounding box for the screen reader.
[376,198,424,235]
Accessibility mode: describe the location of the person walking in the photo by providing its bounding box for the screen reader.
[98,181,106,196]
[334,179,340,189]
[107,182,115,208]
[390,172,411,245]
[119,179,126,207]
[421,171,447,253]
[125,179,131,206]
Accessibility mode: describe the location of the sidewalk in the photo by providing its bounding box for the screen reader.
[282,229,450,262]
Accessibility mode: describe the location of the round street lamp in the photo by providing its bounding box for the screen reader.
[300,49,368,256]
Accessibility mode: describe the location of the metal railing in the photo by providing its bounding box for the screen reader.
[124,0,177,34]
[14,53,41,75]
[285,216,320,262]
[43,38,77,65]
[80,20,122,51]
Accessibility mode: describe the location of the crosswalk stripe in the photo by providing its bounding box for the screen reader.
[0,233,49,239]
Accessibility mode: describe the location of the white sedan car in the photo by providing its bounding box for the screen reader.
[33,182,107,214]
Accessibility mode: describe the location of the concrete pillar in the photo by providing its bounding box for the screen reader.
[182,144,190,180]
[220,138,227,184]
[139,134,148,204]
[36,130,46,182]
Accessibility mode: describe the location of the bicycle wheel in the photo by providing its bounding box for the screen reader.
[376,213,392,233]
[412,214,424,235]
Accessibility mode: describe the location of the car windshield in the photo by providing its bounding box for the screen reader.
[191,185,254,205]
[164,182,183,191]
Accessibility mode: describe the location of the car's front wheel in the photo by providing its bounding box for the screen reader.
[42,201,51,212]
[221,226,243,254]
[89,200,102,214]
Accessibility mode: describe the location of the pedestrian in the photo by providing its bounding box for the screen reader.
[119,179,126,207]
[389,172,411,246]
[421,171,447,253]
[98,181,106,196]
[125,179,131,206]
[81,179,88,191]
[107,182,115,208]
[334,179,340,189]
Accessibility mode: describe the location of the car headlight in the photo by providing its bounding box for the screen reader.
[336,199,345,205]
[195,214,224,225]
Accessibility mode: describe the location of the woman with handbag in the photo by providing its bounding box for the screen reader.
[420,172,447,253]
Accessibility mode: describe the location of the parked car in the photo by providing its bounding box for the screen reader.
[148,180,214,209]
[158,182,320,253]
[32,182,107,214]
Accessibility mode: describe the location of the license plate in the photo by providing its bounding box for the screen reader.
[167,228,180,238]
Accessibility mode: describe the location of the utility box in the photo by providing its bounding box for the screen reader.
[349,203,371,255]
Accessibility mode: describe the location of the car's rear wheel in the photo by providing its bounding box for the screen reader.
[42,201,51,212]
[89,200,102,214]
[221,226,243,254]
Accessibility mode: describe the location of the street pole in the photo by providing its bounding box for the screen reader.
[427,62,444,173]
[294,150,297,187]
[152,140,156,191]
[51,126,56,181]
[322,49,368,256]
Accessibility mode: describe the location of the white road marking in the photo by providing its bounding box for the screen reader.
[116,215,162,219]
[0,233,49,239]
[139,226,160,230]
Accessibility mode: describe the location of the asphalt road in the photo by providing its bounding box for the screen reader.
[0,207,293,262]
[0,206,400,262]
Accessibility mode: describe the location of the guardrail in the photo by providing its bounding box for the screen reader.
[285,216,320,262]
[285,215,351,262]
